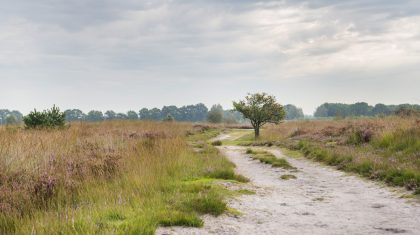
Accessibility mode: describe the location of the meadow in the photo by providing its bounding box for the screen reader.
[247,116,420,195]
[0,121,246,234]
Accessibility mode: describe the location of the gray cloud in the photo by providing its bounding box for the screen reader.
[0,0,419,114]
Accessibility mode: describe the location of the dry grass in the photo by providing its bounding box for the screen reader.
[259,116,420,193]
[0,121,242,234]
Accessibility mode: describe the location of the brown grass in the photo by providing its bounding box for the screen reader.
[0,121,241,234]
[259,116,420,193]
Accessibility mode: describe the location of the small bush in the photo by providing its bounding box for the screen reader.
[347,128,373,145]
[211,140,222,146]
[23,105,65,129]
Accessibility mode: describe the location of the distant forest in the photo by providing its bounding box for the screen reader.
[314,102,420,118]
[0,102,418,125]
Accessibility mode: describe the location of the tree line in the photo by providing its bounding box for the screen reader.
[2,101,418,126]
[0,109,23,125]
[0,103,306,126]
[314,102,420,118]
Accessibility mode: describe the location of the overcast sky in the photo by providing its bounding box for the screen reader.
[1,0,419,114]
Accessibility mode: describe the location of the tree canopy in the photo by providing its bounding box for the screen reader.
[233,93,285,138]
[207,104,224,123]
[284,104,304,120]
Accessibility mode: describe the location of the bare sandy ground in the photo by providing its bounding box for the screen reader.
[157,135,420,235]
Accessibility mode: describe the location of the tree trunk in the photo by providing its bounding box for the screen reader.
[254,125,260,139]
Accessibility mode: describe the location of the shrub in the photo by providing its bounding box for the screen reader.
[211,140,222,146]
[23,105,65,129]
[347,128,373,145]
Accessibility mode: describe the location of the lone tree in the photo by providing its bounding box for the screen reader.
[207,104,224,123]
[233,93,285,139]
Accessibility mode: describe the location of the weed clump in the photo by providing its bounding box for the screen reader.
[280,174,297,180]
[211,140,222,146]
[246,149,296,170]
[158,211,203,227]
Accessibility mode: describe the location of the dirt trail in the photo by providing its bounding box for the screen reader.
[158,133,420,235]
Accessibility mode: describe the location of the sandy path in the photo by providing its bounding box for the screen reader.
[158,137,420,235]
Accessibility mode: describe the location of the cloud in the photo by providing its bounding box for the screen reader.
[0,0,419,114]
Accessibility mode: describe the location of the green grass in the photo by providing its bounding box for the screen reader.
[280,148,304,158]
[236,189,256,195]
[187,128,221,142]
[372,128,420,155]
[221,130,255,146]
[158,211,203,227]
[211,140,223,146]
[246,149,296,170]
[297,140,420,193]
[280,174,297,180]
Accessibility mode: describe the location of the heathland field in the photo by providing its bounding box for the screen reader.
[232,116,420,195]
[0,121,247,234]
[1,116,419,234]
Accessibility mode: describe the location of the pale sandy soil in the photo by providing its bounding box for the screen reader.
[157,134,420,235]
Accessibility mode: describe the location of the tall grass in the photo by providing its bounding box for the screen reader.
[257,116,420,194]
[0,121,242,234]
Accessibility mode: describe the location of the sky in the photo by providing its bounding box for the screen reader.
[1,0,420,115]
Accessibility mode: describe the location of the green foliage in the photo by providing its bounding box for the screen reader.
[314,102,420,118]
[183,191,227,216]
[205,168,249,183]
[140,104,209,122]
[280,174,297,180]
[284,104,304,120]
[105,110,116,120]
[207,104,224,123]
[247,149,295,170]
[127,110,139,120]
[64,109,85,121]
[23,105,65,129]
[233,93,285,138]
[163,114,175,122]
[297,140,420,193]
[0,110,23,125]
[347,129,374,145]
[5,115,19,125]
[372,128,420,154]
[158,211,203,227]
[211,140,222,146]
[395,106,420,117]
[86,110,104,121]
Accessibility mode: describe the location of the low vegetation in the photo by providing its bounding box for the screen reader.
[257,116,420,194]
[23,105,65,129]
[0,121,246,234]
[246,149,296,170]
[280,174,297,180]
[211,140,223,146]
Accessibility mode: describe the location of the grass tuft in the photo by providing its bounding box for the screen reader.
[280,174,297,180]
[158,211,203,227]
[211,140,223,146]
[246,149,296,170]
